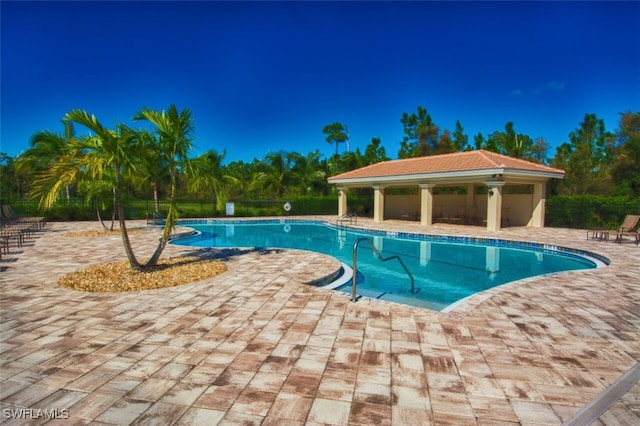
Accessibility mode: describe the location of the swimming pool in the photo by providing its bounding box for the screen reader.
[172,220,601,311]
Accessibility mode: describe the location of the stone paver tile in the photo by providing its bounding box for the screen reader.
[127,378,176,401]
[510,399,562,424]
[67,391,121,420]
[247,371,287,394]
[353,381,391,405]
[229,387,278,416]
[429,390,475,418]
[267,392,313,421]
[173,407,225,426]
[94,398,152,424]
[65,369,119,393]
[391,405,434,425]
[349,401,391,425]
[280,372,322,397]
[218,411,263,425]
[194,385,243,411]
[160,382,209,406]
[468,394,519,423]
[392,385,431,410]
[307,398,351,425]
[130,401,188,425]
[316,375,355,402]
[1,383,59,407]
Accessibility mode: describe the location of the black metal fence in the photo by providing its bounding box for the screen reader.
[4,196,639,230]
[545,196,640,229]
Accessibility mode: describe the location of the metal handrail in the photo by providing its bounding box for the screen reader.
[337,212,358,226]
[351,237,415,302]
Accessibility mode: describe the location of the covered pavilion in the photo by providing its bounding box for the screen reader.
[327,149,564,231]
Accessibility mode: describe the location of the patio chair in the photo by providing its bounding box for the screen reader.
[466,206,481,225]
[613,215,640,244]
[449,206,466,224]
[501,207,511,227]
[588,214,640,242]
[433,204,447,223]
[1,204,45,229]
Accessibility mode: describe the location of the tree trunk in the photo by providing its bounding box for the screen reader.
[97,209,109,231]
[152,182,160,213]
[114,169,141,270]
[144,170,177,268]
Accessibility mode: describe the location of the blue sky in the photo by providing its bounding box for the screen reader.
[2,1,639,164]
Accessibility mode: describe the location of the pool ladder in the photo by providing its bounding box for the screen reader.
[336,212,358,227]
[351,237,415,302]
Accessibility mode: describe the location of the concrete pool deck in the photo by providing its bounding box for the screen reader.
[0,217,638,425]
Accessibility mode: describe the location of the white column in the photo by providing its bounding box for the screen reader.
[529,183,546,228]
[420,241,431,266]
[373,185,385,223]
[486,246,500,275]
[486,181,505,232]
[419,183,434,227]
[337,186,348,217]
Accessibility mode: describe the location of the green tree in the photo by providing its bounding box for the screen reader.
[398,106,439,158]
[551,113,612,195]
[610,111,640,197]
[290,150,325,195]
[473,132,485,150]
[339,148,365,172]
[16,121,76,200]
[253,151,295,198]
[188,149,238,213]
[363,137,389,165]
[322,122,349,157]
[133,105,196,267]
[483,122,546,161]
[33,110,143,268]
[135,130,170,213]
[452,120,469,152]
[1,153,26,199]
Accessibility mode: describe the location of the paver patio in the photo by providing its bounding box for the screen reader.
[1,217,638,425]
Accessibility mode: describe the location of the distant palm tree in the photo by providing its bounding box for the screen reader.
[253,151,294,198]
[290,150,325,195]
[188,149,239,214]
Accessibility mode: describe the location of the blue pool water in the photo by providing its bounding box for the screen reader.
[172,220,599,311]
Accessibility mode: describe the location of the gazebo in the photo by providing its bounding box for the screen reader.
[327,150,564,231]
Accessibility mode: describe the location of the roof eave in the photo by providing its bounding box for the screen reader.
[328,168,564,186]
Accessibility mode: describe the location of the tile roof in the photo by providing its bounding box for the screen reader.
[328,149,564,181]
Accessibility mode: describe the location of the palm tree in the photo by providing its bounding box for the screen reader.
[135,130,170,213]
[188,149,239,214]
[17,121,76,201]
[322,122,349,157]
[253,151,294,198]
[27,110,141,268]
[290,150,325,195]
[133,105,195,267]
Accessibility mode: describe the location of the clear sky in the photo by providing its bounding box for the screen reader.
[1,1,639,164]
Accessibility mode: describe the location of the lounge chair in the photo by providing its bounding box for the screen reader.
[588,214,640,242]
[616,230,639,245]
[1,204,46,229]
[613,215,640,244]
